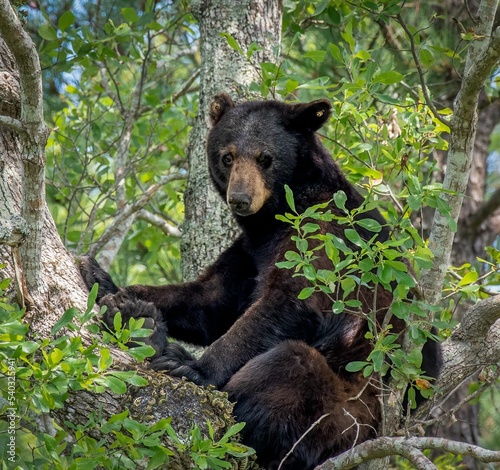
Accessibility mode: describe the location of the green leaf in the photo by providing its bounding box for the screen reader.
[58,11,75,31]
[49,348,63,365]
[113,311,123,332]
[333,190,347,210]
[457,271,478,287]
[355,218,382,233]
[52,307,77,335]
[407,387,417,409]
[304,50,327,63]
[332,300,344,314]
[284,185,296,212]
[220,422,246,443]
[38,24,58,41]
[220,32,242,53]
[373,71,404,85]
[298,287,315,300]
[355,50,371,60]
[344,229,362,246]
[99,348,113,371]
[285,79,299,94]
[302,223,320,234]
[87,283,99,312]
[102,375,127,394]
[126,345,156,361]
[122,7,140,23]
[346,361,369,372]
[419,48,434,67]
[328,43,343,63]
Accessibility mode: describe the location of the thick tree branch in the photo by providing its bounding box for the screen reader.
[317,436,500,470]
[420,0,500,313]
[0,1,44,128]
[0,215,29,246]
[0,114,26,134]
[137,209,181,237]
[452,294,500,340]
[413,295,500,420]
[381,0,500,445]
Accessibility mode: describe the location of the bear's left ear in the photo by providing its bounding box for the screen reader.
[286,99,332,132]
[209,93,235,126]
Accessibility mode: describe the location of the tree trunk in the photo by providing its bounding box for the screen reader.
[451,100,500,268]
[181,0,282,281]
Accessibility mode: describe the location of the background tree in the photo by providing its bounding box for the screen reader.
[182,0,282,280]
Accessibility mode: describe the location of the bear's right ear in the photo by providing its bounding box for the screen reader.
[285,99,332,132]
[209,93,234,126]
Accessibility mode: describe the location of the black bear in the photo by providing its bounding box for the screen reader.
[80,94,441,470]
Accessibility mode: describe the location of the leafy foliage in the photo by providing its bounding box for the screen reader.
[276,186,441,408]
[0,272,253,469]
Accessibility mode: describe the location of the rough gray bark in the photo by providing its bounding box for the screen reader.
[0,0,48,299]
[181,0,282,281]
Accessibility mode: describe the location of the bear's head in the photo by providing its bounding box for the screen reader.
[206,93,332,217]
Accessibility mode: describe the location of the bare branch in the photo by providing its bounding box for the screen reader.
[317,436,500,470]
[172,69,201,102]
[278,413,330,470]
[88,173,184,258]
[137,209,181,237]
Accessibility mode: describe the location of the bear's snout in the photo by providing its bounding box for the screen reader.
[228,192,252,215]
[226,158,271,216]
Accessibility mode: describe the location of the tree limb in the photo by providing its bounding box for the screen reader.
[413,294,500,420]
[0,114,26,134]
[88,174,184,259]
[137,209,181,237]
[0,0,49,295]
[316,436,500,470]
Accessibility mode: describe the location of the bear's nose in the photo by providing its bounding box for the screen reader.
[228,192,252,214]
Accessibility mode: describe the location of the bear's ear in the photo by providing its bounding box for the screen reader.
[286,99,332,132]
[209,93,235,126]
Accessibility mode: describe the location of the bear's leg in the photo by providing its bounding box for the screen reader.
[78,255,167,357]
[223,340,379,470]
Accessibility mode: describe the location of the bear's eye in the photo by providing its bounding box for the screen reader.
[221,154,233,166]
[256,153,272,169]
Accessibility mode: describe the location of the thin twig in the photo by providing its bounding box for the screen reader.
[395,13,452,128]
[277,413,330,470]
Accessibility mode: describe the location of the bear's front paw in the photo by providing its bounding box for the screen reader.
[78,255,119,300]
[150,343,209,386]
[100,291,167,359]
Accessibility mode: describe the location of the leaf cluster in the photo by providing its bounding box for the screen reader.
[0,272,253,469]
